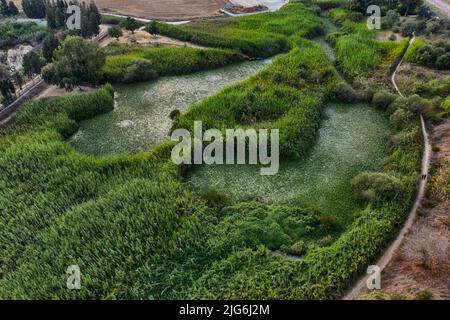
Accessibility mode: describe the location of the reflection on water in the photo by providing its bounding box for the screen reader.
[184,103,391,218]
[68,59,271,156]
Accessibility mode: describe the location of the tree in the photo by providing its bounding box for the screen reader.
[107,26,123,41]
[398,0,423,15]
[0,0,9,16]
[12,70,24,90]
[23,51,42,76]
[42,33,60,63]
[21,0,46,18]
[8,1,18,15]
[0,64,15,103]
[122,17,139,34]
[385,9,400,28]
[42,36,105,90]
[418,5,433,19]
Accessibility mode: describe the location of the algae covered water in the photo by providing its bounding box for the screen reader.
[184,103,391,218]
[68,59,271,156]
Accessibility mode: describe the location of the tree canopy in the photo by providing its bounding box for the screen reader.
[42,36,105,90]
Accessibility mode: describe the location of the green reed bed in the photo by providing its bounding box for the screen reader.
[0,2,423,300]
[327,8,409,80]
[145,2,324,58]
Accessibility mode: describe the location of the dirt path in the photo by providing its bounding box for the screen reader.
[343,34,433,300]
[100,27,205,48]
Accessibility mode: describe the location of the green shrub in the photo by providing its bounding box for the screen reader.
[405,37,450,69]
[351,172,405,206]
[372,90,398,109]
[122,60,158,83]
[442,97,450,112]
[330,82,358,102]
[201,190,232,210]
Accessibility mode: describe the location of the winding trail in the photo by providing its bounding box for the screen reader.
[343,34,432,300]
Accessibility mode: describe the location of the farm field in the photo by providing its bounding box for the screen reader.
[0,0,448,304]
[90,0,228,20]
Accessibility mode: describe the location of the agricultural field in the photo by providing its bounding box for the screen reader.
[90,0,228,20]
[0,0,448,305]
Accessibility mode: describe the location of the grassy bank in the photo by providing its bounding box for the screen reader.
[100,44,245,83]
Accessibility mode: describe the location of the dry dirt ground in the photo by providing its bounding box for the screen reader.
[361,118,450,300]
[100,27,205,48]
[93,0,228,20]
[395,62,450,97]
[376,31,406,42]
[34,84,95,100]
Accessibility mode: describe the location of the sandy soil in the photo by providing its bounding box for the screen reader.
[34,84,95,100]
[376,31,406,42]
[374,118,450,300]
[100,27,205,48]
[94,0,228,20]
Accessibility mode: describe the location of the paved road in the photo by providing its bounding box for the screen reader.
[426,0,450,16]
[343,34,432,300]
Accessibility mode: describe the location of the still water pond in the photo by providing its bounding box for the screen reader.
[184,103,391,218]
[68,59,272,156]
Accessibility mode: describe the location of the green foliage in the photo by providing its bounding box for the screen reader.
[405,37,450,70]
[122,17,140,34]
[145,2,323,58]
[0,0,18,16]
[43,36,105,89]
[122,60,158,84]
[0,1,424,300]
[201,190,232,210]
[42,32,60,63]
[21,0,46,18]
[385,9,400,28]
[348,0,424,15]
[0,21,46,49]
[372,90,398,109]
[442,97,450,112]
[173,39,340,158]
[351,172,405,206]
[329,82,359,102]
[107,26,123,40]
[22,51,42,76]
[6,85,114,137]
[327,15,409,79]
[415,78,450,98]
[101,45,245,83]
[101,14,145,27]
